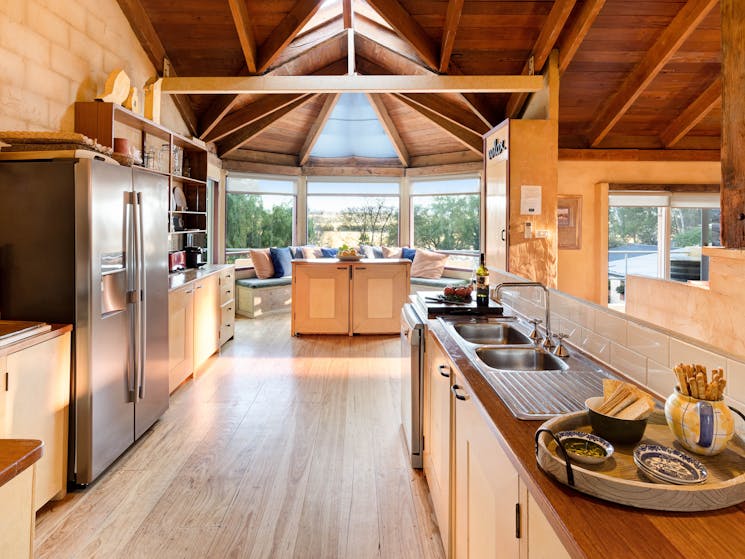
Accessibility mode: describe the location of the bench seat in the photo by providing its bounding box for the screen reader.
[236,277,292,318]
[409,276,462,293]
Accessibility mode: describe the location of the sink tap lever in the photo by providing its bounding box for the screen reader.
[553,333,570,358]
[527,318,542,342]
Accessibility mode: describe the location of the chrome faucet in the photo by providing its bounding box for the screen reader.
[493,282,553,349]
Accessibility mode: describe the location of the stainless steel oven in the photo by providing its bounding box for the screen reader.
[401,303,425,468]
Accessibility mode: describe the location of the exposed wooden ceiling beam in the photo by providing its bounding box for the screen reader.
[588,0,718,147]
[557,0,606,75]
[204,94,306,143]
[299,93,340,165]
[216,94,318,157]
[366,0,439,70]
[558,148,720,162]
[343,0,353,29]
[393,93,482,154]
[661,77,721,147]
[439,0,464,73]
[505,0,576,119]
[115,0,198,136]
[355,13,424,66]
[257,0,324,72]
[447,63,497,127]
[398,93,489,136]
[162,74,544,94]
[228,0,257,73]
[366,93,411,167]
[199,95,241,139]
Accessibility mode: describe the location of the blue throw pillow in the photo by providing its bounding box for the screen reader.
[372,245,384,258]
[321,247,338,257]
[402,247,416,261]
[292,246,304,259]
[270,246,293,277]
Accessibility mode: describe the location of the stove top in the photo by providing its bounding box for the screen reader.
[412,291,504,319]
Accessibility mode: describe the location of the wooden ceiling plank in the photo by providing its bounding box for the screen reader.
[217,94,318,157]
[366,0,439,70]
[257,0,325,73]
[398,93,489,135]
[366,93,410,167]
[228,0,258,73]
[355,13,424,65]
[204,94,306,143]
[447,63,496,127]
[393,93,482,154]
[199,95,241,139]
[588,0,718,148]
[343,0,353,29]
[505,0,576,119]
[162,74,544,94]
[557,0,606,75]
[439,0,464,73]
[299,93,341,165]
[661,77,722,148]
[115,0,198,135]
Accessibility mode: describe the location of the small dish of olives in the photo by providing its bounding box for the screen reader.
[556,431,614,465]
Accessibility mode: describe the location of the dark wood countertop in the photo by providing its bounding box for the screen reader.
[0,440,44,488]
[428,319,745,559]
[0,323,72,356]
[168,264,234,291]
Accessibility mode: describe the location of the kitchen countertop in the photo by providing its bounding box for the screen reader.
[0,440,43,489]
[168,264,234,291]
[0,323,72,356]
[428,318,745,558]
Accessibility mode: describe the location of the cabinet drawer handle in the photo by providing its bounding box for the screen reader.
[438,364,450,378]
[4,371,7,392]
[196,286,203,289]
[336,266,347,270]
[185,289,193,294]
[226,289,232,294]
[451,384,469,401]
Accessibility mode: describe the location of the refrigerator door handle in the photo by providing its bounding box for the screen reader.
[137,191,147,400]
[125,192,136,402]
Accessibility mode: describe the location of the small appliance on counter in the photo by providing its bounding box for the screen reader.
[168,250,186,272]
[185,246,206,268]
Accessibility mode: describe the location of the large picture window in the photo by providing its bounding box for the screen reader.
[225,175,297,262]
[410,175,481,269]
[306,180,400,247]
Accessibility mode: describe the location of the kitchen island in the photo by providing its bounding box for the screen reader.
[427,317,745,558]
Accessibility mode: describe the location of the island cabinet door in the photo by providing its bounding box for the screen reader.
[292,264,350,334]
[453,369,520,559]
[351,263,408,334]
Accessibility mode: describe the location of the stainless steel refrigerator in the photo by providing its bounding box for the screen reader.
[0,151,169,485]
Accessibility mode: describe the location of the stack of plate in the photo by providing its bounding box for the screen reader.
[633,444,708,485]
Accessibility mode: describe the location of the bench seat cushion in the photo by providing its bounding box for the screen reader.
[237,277,292,289]
[410,277,455,288]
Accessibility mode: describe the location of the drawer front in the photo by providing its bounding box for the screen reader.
[221,301,235,327]
[219,322,234,346]
[220,282,234,304]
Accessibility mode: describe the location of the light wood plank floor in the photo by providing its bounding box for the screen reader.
[34,313,445,559]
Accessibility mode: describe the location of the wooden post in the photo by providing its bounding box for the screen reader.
[721,0,745,248]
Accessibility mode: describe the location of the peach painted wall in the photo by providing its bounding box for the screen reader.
[556,160,721,305]
[0,0,186,135]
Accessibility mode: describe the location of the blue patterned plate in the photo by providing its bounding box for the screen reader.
[633,444,708,485]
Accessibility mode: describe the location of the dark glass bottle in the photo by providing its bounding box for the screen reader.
[475,253,489,306]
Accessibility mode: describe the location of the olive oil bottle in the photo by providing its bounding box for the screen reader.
[475,253,489,306]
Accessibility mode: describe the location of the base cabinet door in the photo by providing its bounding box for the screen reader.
[423,337,452,553]
[351,263,408,334]
[0,466,35,559]
[523,488,571,559]
[193,274,220,369]
[3,334,70,511]
[292,264,350,334]
[453,369,519,559]
[168,285,194,392]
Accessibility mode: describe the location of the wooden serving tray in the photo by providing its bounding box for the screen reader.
[535,410,745,511]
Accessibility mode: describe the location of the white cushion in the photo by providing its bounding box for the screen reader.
[382,246,402,258]
[410,249,448,279]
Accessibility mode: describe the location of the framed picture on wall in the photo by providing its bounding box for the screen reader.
[558,195,582,250]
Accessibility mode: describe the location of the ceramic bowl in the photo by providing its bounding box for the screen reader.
[556,430,614,465]
[585,396,648,445]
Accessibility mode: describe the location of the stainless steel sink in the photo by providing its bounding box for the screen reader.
[475,347,568,371]
[453,323,532,345]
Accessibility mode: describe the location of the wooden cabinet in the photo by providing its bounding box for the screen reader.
[423,337,452,555]
[168,283,195,392]
[0,332,71,511]
[452,367,520,559]
[292,263,351,335]
[522,489,571,559]
[0,461,35,559]
[193,273,220,370]
[218,267,235,346]
[351,263,410,334]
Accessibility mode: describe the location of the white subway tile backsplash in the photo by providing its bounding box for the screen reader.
[726,359,745,408]
[610,343,646,384]
[627,322,669,365]
[594,310,627,345]
[646,359,674,398]
[560,318,582,347]
[669,339,727,372]
[580,328,610,364]
[553,295,595,330]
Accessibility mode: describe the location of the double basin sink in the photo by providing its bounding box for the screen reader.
[443,319,611,420]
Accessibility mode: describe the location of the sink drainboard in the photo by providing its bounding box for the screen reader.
[483,370,608,420]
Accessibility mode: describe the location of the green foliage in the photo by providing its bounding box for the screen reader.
[413,195,480,251]
[339,198,398,246]
[608,207,658,248]
[226,193,293,248]
[672,228,702,248]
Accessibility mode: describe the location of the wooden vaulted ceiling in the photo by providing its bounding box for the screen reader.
[118,0,723,169]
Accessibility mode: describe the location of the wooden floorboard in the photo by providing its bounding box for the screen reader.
[35,313,445,559]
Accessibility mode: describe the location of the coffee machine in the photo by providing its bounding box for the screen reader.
[185,246,206,268]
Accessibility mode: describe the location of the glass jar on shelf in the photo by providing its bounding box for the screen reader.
[157,143,170,173]
[172,146,182,176]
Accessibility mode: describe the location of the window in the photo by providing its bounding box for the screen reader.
[225,175,297,262]
[410,175,481,269]
[306,180,400,247]
[608,191,720,304]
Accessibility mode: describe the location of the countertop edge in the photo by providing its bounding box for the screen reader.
[0,323,72,356]
[0,439,44,488]
[168,264,234,291]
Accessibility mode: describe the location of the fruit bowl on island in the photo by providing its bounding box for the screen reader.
[337,245,363,261]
